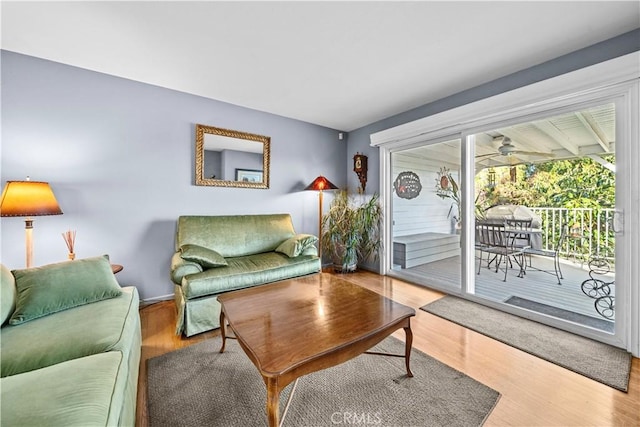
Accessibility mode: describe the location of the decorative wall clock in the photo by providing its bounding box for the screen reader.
[393,171,422,199]
[353,153,368,192]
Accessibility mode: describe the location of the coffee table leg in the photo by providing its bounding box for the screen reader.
[266,377,280,427]
[404,325,414,377]
[219,310,226,353]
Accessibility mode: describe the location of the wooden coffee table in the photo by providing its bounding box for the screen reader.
[217,273,415,427]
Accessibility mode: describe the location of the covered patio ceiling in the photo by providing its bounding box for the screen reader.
[422,102,616,170]
[476,103,615,168]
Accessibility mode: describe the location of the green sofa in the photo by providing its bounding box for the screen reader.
[171,214,321,336]
[0,256,141,426]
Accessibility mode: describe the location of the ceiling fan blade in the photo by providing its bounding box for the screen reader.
[512,150,555,158]
[475,152,501,160]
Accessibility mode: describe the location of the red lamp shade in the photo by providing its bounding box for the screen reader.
[305,176,338,259]
[1,181,63,217]
[305,176,338,192]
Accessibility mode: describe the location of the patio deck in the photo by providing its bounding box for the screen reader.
[392,254,615,332]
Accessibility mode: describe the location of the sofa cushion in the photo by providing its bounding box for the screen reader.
[180,244,228,268]
[1,352,126,427]
[176,214,296,258]
[0,264,16,325]
[9,255,122,325]
[275,234,318,257]
[181,252,320,299]
[1,286,139,377]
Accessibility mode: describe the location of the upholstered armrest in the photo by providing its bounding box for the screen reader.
[300,245,319,256]
[170,252,203,285]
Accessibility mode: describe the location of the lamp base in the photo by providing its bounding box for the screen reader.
[25,219,33,268]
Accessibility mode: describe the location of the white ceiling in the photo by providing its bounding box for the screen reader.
[1,1,639,131]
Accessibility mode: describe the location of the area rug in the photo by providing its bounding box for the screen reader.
[504,295,614,333]
[147,336,500,427]
[421,295,631,391]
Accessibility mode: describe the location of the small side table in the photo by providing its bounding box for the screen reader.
[111,264,123,274]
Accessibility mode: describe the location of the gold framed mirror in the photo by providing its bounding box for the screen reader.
[195,124,270,188]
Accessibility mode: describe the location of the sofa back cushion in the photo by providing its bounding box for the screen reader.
[1,264,17,326]
[177,214,296,258]
[9,255,122,325]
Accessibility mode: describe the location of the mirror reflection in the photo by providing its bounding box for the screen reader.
[195,124,270,188]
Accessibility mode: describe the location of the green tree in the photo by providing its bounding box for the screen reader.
[476,155,616,259]
[476,155,615,210]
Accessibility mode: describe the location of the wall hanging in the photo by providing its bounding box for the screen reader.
[393,171,422,199]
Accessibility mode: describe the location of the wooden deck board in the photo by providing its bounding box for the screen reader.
[393,254,615,330]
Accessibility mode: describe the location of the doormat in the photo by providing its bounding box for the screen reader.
[504,295,614,333]
[421,295,631,391]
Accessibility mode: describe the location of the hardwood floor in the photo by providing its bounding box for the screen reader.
[136,271,639,426]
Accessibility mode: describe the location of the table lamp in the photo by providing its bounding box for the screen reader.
[1,179,63,268]
[305,176,338,258]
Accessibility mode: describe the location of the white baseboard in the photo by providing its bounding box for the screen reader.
[140,293,174,307]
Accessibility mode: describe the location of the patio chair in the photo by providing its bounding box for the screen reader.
[523,226,566,285]
[475,218,497,268]
[503,218,533,269]
[476,221,528,282]
[504,218,533,249]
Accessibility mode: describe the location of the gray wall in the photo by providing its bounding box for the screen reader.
[203,150,220,179]
[222,150,262,182]
[1,51,346,301]
[346,29,640,195]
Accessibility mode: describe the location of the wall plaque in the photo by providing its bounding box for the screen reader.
[393,171,422,199]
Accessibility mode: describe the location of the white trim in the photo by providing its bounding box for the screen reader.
[141,293,174,304]
[371,52,639,147]
[373,52,640,356]
[622,80,640,357]
[378,146,392,274]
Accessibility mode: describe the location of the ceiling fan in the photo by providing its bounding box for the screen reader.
[475,136,555,161]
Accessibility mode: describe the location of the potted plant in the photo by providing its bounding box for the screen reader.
[321,190,383,272]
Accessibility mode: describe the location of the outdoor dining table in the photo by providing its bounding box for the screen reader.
[504,227,543,250]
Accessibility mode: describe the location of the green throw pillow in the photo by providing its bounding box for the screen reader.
[180,244,228,268]
[9,255,122,325]
[275,234,318,257]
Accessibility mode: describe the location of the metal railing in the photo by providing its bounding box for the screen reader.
[530,207,615,263]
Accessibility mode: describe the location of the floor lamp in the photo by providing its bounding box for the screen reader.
[1,179,63,268]
[305,176,338,259]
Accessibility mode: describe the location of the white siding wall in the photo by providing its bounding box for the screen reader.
[392,152,460,237]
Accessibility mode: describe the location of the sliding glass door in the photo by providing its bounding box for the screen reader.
[384,98,627,348]
[469,101,618,336]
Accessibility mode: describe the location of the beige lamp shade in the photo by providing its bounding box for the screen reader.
[1,180,63,268]
[1,181,63,217]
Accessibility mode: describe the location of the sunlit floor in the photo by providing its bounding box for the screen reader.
[392,253,615,332]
